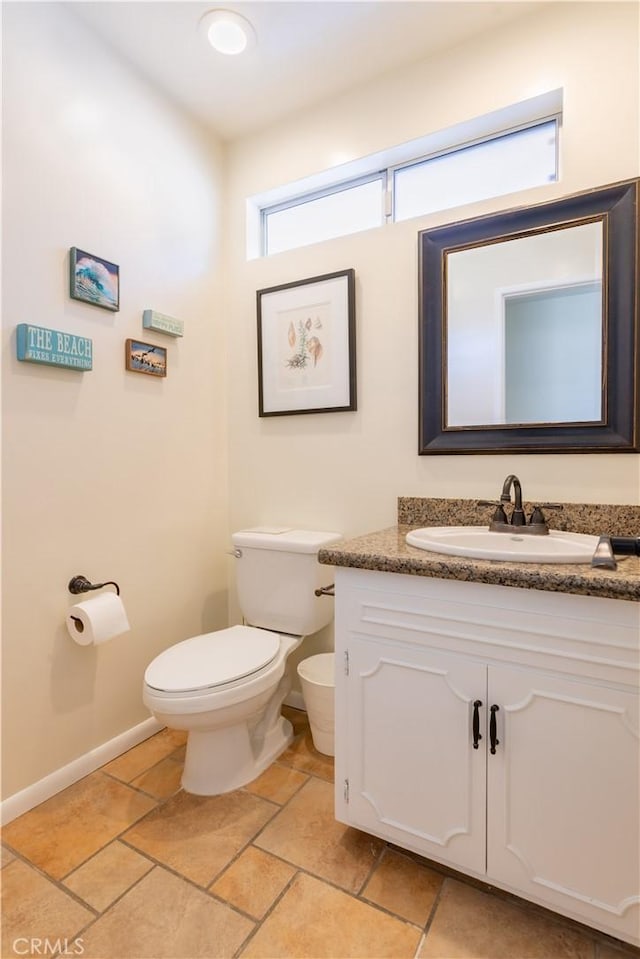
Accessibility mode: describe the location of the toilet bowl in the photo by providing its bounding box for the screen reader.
[143,625,301,795]
[143,527,341,795]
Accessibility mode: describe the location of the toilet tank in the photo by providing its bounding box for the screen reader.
[231,527,342,636]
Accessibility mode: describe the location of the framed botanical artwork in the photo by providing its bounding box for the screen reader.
[256,269,356,416]
[70,248,120,312]
[125,339,167,377]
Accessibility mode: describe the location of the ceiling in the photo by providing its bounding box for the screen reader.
[69,1,539,141]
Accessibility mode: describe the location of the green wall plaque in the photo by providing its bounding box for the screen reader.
[142,310,184,337]
[16,324,92,371]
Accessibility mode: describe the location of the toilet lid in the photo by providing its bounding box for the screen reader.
[144,625,280,693]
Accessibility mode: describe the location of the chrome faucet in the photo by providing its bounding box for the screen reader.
[478,474,562,536]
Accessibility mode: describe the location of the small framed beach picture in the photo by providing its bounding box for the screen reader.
[256,268,356,416]
[125,339,167,377]
[70,248,120,312]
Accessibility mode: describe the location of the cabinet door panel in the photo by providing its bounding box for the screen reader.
[346,638,486,873]
[488,665,640,938]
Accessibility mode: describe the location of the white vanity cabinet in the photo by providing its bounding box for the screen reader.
[334,567,640,945]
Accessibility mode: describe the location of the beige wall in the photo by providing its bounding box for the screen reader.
[2,1,639,802]
[1,3,228,798]
[224,2,639,672]
[225,0,639,539]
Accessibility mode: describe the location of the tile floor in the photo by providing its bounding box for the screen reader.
[2,707,638,959]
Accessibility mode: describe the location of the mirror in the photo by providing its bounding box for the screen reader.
[447,222,603,427]
[418,179,638,453]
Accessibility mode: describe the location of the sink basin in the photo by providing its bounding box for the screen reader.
[405,526,601,564]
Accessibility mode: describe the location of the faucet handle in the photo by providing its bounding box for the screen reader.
[528,503,563,528]
[529,506,547,526]
[478,501,509,526]
[528,504,563,532]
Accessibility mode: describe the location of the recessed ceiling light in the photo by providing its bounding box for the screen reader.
[199,9,256,56]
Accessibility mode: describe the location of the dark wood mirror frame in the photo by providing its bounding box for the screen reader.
[418,179,639,454]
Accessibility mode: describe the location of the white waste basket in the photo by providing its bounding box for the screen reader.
[297,653,335,756]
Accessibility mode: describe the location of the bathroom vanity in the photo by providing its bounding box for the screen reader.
[319,500,640,946]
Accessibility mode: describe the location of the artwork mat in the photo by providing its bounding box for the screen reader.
[125,339,167,377]
[70,247,120,312]
[257,269,356,416]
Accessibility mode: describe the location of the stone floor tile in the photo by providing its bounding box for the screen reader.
[63,840,154,911]
[1,845,16,868]
[131,756,184,799]
[362,847,443,926]
[1,859,94,957]
[210,845,296,919]
[1,773,156,880]
[123,788,276,887]
[241,871,421,958]
[254,777,383,893]
[5,705,634,959]
[78,866,253,958]
[103,728,187,783]
[244,762,308,805]
[278,721,335,782]
[419,878,594,958]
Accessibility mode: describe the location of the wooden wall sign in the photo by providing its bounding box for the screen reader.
[16,324,92,371]
[142,310,183,338]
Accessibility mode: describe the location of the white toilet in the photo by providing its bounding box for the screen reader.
[143,527,341,795]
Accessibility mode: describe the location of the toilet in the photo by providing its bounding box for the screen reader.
[143,527,341,795]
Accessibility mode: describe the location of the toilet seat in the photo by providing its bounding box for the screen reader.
[144,625,280,694]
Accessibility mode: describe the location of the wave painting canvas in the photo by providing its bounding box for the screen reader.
[70,248,119,312]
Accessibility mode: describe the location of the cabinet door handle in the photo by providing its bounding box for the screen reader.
[472,700,483,749]
[490,704,500,754]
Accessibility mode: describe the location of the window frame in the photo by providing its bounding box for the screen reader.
[260,170,387,256]
[252,94,563,258]
[389,115,559,222]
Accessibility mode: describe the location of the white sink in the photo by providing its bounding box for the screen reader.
[405,526,600,564]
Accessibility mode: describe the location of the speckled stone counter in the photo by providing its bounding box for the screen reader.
[318,498,640,602]
[397,497,640,536]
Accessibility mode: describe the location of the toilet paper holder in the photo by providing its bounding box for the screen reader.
[68,574,120,596]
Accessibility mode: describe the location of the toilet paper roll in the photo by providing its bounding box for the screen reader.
[66,592,130,646]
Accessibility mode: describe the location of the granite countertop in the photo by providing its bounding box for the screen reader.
[317,499,640,602]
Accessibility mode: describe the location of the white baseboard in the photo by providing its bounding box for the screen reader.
[1,717,163,825]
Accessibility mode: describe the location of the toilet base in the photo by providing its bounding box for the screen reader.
[181,714,294,795]
[145,634,303,796]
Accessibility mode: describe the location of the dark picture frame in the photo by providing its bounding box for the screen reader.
[418,179,639,453]
[69,248,120,312]
[257,269,356,416]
